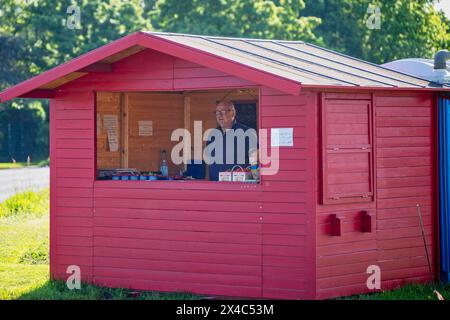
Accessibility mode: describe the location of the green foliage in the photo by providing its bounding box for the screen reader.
[151,0,322,43]
[0,34,34,90]
[0,0,152,70]
[0,188,49,219]
[342,283,450,300]
[0,159,49,169]
[17,280,200,300]
[0,0,152,163]
[0,100,48,162]
[19,239,49,265]
[302,0,450,63]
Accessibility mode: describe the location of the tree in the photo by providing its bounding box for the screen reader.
[302,0,450,63]
[0,34,34,91]
[0,0,152,162]
[0,0,152,71]
[0,100,48,162]
[150,0,322,43]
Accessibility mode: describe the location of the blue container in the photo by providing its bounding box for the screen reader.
[148,176,157,181]
[139,175,148,181]
[121,176,129,181]
[130,175,139,181]
[112,175,121,181]
[438,96,450,283]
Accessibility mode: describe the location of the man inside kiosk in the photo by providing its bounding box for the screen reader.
[206,100,258,181]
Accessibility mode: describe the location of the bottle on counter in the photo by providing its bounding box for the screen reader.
[160,149,169,177]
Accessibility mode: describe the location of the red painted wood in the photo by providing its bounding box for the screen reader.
[320,97,374,205]
[94,226,261,246]
[38,34,439,300]
[137,33,301,95]
[263,288,307,299]
[93,217,260,234]
[317,261,372,278]
[94,246,261,266]
[317,252,378,267]
[93,277,261,298]
[57,206,93,217]
[93,257,261,277]
[49,99,57,279]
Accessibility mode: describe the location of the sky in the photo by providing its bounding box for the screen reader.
[435,0,450,19]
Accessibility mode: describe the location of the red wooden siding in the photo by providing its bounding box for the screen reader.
[316,93,376,300]
[92,182,262,298]
[321,96,374,204]
[260,87,316,299]
[49,46,436,299]
[57,49,256,93]
[50,49,314,299]
[50,91,95,282]
[315,92,435,299]
[375,94,435,290]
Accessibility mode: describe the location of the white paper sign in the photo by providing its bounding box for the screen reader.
[107,129,119,152]
[139,120,153,136]
[103,115,119,152]
[271,128,293,147]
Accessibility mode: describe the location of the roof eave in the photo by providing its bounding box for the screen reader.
[0,31,304,103]
[300,84,450,92]
[136,32,302,95]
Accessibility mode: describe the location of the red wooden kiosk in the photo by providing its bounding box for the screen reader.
[1,31,449,299]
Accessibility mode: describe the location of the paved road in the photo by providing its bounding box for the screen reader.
[0,167,49,202]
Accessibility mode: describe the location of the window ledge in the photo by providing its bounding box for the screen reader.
[94,179,261,191]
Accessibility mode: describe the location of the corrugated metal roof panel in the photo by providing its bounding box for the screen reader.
[284,42,432,87]
[209,38,392,87]
[147,32,439,89]
[150,33,344,86]
[250,40,426,88]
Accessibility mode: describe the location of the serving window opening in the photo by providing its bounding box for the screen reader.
[95,89,260,182]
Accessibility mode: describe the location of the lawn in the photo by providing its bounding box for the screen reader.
[1,189,449,300]
[0,158,49,170]
[343,283,450,300]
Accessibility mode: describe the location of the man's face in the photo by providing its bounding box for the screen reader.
[215,103,236,130]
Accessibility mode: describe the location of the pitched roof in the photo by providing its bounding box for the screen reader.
[1,31,448,103]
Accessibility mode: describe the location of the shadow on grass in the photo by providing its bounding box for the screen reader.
[17,280,202,300]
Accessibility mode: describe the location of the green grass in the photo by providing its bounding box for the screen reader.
[0,214,50,299]
[342,283,450,300]
[0,188,49,219]
[0,158,49,169]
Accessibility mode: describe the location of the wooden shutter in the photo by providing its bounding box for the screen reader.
[321,97,374,204]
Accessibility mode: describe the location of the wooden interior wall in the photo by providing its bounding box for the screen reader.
[126,92,184,173]
[96,92,121,169]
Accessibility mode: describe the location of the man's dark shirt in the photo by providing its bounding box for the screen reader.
[206,121,257,181]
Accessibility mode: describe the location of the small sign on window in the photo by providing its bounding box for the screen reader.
[139,120,153,136]
[271,128,293,147]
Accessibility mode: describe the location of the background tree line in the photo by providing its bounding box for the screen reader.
[0,0,449,162]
